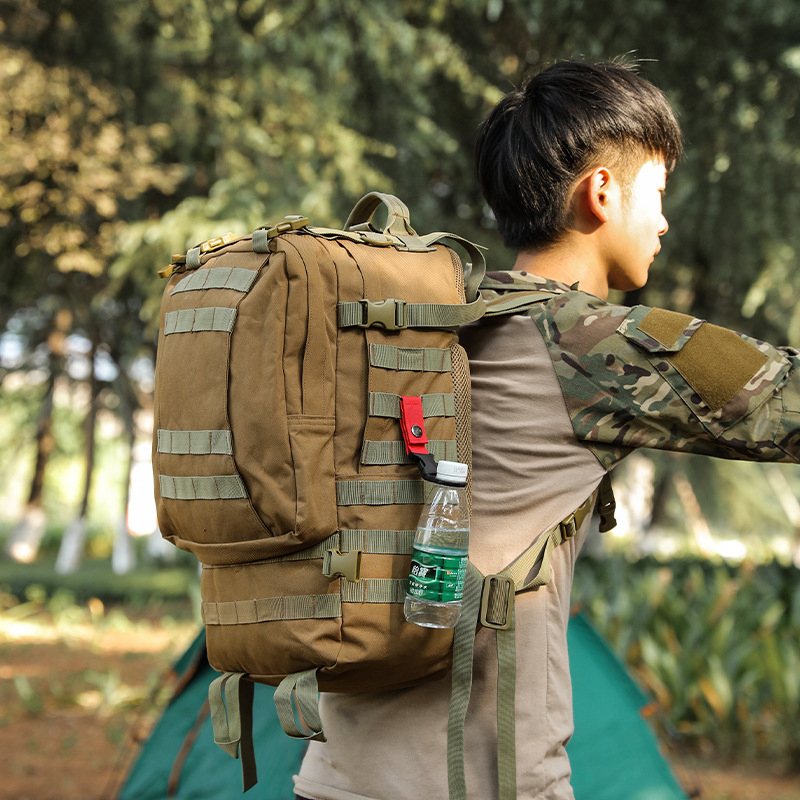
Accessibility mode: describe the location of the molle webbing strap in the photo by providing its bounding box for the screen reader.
[369,343,451,372]
[159,475,247,501]
[482,289,557,316]
[495,607,517,800]
[361,438,456,466]
[297,226,435,252]
[208,673,257,792]
[336,479,424,506]
[417,232,486,304]
[369,391,455,419]
[203,594,342,624]
[496,486,598,594]
[171,267,258,294]
[218,529,415,564]
[340,578,407,604]
[164,307,236,335]
[156,429,233,456]
[201,580,409,625]
[337,298,485,330]
[338,529,415,554]
[475,483,610,800]
[186,245,202,269]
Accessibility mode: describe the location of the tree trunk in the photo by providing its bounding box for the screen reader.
[5,368,57,563]
[637,455,676,556]
[765,466,800,568]
[56,337,100,574]
[112,421,137,575]
[673,471,716,558]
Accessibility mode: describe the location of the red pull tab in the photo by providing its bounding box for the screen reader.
[399,396,438,481]
[399,396,429,455]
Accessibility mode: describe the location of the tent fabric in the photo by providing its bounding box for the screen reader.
[118,631,306,800]
[567,614,687,800]
[118,614,687,799]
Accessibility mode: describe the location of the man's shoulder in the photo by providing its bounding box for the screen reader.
[479,270,765,370]
[480,269,575,300]
[479,271,632,347]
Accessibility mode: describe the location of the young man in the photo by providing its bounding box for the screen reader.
[294,59,800,800]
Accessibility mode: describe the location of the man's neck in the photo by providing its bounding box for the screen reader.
[512,240,609,299]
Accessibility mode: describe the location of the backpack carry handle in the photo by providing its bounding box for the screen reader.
[345,192,418,237]
[346,193,487,304]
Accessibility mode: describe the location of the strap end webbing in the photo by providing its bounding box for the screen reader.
[274,669,327,743]
[447,563,483,800]
[337,296,485,331]
[596,473,617,532]
[208,672,258,792]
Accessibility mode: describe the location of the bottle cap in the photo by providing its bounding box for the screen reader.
[435,460,468,486]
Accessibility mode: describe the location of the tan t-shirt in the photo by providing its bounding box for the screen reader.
[295,313,607,800]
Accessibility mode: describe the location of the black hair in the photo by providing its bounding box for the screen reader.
[475,59,683,251]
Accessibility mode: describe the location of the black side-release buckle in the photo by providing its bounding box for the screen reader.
[408,452,439,482]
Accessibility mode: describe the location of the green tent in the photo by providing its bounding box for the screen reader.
[567,614,686,800]
[117,614,687,799]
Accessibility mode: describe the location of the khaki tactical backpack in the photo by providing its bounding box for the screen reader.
[152,193,612,799]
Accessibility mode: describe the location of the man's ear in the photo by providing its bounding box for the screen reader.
[585,167,613,223]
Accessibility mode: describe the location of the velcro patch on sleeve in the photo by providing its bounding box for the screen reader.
[636,308,695,349]
[635,309,768,412]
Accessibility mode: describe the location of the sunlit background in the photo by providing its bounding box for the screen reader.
[1,0,800,795]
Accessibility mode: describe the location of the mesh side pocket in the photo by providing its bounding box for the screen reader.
[449,342,473,514]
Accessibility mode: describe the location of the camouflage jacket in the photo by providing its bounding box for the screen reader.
[481,271,800,470]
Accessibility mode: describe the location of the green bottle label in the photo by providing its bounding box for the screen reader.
[407,547,467,603]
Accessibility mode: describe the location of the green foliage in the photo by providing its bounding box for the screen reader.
[574,555,800,767]
[5,2,800,366]
[0,384,128,539]
[5,0,799,366]
[13,675,44,716]
[2,9,800,770]
[609,451,800,561]
[5,0,800,336]
[0,559,199,608]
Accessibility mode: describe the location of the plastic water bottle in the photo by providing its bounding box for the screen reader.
[404,460,470,629]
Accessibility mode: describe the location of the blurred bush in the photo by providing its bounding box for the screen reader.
[573,554,800,768]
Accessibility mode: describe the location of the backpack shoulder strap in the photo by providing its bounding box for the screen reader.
[482,289,559,317]
[479,272,575,318]
[466,474,616,800]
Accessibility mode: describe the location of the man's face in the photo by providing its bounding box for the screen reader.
[605,158,669,292]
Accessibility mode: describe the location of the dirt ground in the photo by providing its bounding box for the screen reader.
[0,599,198,800]
[1,601,798,800]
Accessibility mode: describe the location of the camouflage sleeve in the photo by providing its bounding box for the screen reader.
[532,291,800,470]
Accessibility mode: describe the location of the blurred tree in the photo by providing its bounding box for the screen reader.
[0,3,183,558]
[455,0,800,339]
[4,309,69,562]
[468,0,800,548]
[3,0,800,557]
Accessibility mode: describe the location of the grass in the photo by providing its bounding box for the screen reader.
[0,553,798,799]
[0,554,200,612]
[573,554,800,770]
